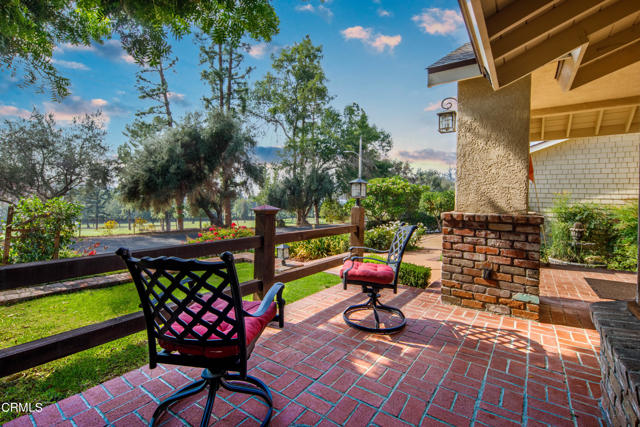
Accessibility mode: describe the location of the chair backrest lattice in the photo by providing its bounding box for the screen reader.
[387,224,418,269]
[117,249,246,351]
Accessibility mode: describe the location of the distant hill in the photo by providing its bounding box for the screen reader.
[254,146,282,163]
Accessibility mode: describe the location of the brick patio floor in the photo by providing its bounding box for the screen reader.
[7,264,636,427]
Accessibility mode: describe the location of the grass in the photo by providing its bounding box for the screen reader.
[76,217,332,237]
[0,263,340,423]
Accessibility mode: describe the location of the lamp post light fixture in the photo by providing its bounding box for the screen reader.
[276,243,290,266]
[437,97,457,134]
[348,136,368,206]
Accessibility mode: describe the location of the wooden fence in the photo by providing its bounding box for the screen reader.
[0,205,365,378]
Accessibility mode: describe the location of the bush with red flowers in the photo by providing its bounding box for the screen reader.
[188,223,253,243]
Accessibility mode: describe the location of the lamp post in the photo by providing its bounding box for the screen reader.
[437,97,458,134]
[348,136,368,206]
[276,243,290,266]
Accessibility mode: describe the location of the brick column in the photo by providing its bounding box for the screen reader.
[441,212,543,320]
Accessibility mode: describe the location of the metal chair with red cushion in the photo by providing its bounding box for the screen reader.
[340,224,417,334]
[116,248,284,427]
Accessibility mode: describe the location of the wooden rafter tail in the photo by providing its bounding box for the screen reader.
[486,0,556,41]
[490,0,603,61]
[581,24,640,66]
[572,39,640,89]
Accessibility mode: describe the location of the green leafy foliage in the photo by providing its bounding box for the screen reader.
[8,196,82,264]
[359,176,425,224]
[289,234,349,261]
[546,195,637,271]
[364,255,431,288]
[289,222,425,261]
[420,190,455,230]
[2,0,278,99]
[0,110,110,204]
[320,199,350,224]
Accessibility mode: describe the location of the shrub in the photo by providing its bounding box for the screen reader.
[133,217,147,234]
[103,220,118,234]
[8,196,82,264]
[188,223,253,243]
[364,221,425,251]
[289,234,349,261]
[608,202,637,271]
[358,176,425,223]
[289,222,426,261]
[547,195,615,263]
[364,255,431,288]
[397,262,431,288]
[320,199,350,223]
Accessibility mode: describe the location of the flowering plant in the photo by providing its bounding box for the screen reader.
[188,223,253,243]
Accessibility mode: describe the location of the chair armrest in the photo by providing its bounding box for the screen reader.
[348,246,389,254]
[348,256,398,265]
[245,282,285,319]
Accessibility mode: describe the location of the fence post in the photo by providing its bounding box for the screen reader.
[350,206,365,257]
[2,205,14,265]
[253,205,279,299]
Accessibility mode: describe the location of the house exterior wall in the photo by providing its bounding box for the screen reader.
[456,76,531,214]
[529,133,640,213]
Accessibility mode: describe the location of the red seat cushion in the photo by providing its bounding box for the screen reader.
[340,261,395,285]
[158,295,277,358]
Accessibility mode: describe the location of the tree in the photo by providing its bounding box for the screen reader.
[2,0,278,99]
[409,169,454,192]
[334,103,396,193]
[253,36,334,225]
[359,176,425,224]
[198,36,254,114]
[188,114,262,226]
[119,113,234,225]
[420,190,455,230]
[79,186,110,229]
[0,110,110,204]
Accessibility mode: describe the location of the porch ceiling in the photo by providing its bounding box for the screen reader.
[465,0,640,91]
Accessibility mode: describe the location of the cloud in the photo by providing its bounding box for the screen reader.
[0,105,31,119]
[377,9,391,17]
[424,102,440,112]
[397,148,456,165]
[341,26,401,53]
[295,3,333,21]
[167,92,189,106]
[43,95,129,124]
[55,40,134,64]
[342,26,372,40]
[249,43,268,58]
[412,8,464,36]
[370,35,401,52]
[51,59,90,70]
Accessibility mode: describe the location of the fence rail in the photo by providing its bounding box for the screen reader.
[0,206,365,378]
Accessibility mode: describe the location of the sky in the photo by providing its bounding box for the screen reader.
[0,0,470,172]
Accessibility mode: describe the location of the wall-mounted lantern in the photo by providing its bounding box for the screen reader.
[437,97,458,134]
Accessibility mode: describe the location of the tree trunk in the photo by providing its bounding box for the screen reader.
[218,43,224,111]
[226,46,233,113]
[95,204,99,230]
[165,211,172,232]
[314,202,320,225]
[127,210,131,230]
[223,196,232,227]
[202,207,223,227]
[175,196,184,230]
[296,209,310,227]
[158,63,174,127]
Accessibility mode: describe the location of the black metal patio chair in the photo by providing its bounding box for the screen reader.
[340,224,417,334]
[116,248,285,427]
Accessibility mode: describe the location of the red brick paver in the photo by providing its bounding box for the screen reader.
[8,264,619,426]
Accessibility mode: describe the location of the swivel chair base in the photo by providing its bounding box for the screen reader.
[343,287,406,334]
[150,368,273,427]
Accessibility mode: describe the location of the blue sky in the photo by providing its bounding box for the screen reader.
[0,0,469,172]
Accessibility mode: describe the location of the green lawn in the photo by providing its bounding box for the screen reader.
[76,217,332,237]
[0,264,340,423]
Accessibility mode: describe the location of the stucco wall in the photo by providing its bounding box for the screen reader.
[456,76,531,214]
[529,133,639,213]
